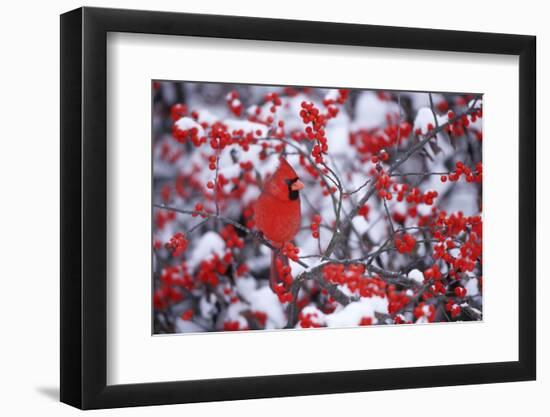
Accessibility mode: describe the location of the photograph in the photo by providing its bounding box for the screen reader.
[0,0,542,413]
[152,81,483,334]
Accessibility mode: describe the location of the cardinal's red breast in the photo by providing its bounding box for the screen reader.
[254,158,303,247]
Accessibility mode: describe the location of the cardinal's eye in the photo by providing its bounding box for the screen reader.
[286,178,300,201]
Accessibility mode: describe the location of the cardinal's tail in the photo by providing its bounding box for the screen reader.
[269,250,290,293]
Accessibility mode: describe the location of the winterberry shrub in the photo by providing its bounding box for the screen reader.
[152,81,482,333]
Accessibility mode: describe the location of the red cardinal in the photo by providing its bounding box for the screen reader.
[254,157,304,291]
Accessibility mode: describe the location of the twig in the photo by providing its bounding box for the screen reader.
[382,198,396,236]
[322,161,345,253]
[187,218,209,234]
[390,171,451,177]
[429,93,440,130]
[346,178,371,196]
[285,279,303,328]
[213,147,221,219]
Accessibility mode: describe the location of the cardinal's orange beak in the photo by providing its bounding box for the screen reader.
[291,180,305,191]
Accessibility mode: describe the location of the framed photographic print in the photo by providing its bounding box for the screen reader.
[60,6,536,409]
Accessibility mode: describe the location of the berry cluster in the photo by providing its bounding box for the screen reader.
[153,285,183,310]
[358,204,370,219]
[375,170,393,200]
[422,280,446,301]
[273,280,294,303]
[155,210,176,230]
[220,224,244,250]
[253,311,268,327]
[445,299,462,318]
[170,103,188,121]
[282,242,300,262]
[370,149,389,164]
[274,257,293,287]
[172,122,205,146]
[159,141,183,164]
[442,161,482,183]
[298,310,324,328]
[264,92,282,115]
[349,121,412,162]
[322,264,386,299]
[300,101,329,163]
[413,303,436,322]
[180,309,194,321]
[226,90,243,117]
[322,89,349,106]
[223,320,243,331]
[165,232,188,257]
[446,107,483,137]
[454,286,467,298]
[359,317,373,326]
[310,214,321,239]
[387,287,411,315]
[432,211,482,277]
[191,202,207,218]
[394,233,417,254]
[423,264,442,280]
[153,263,193,310]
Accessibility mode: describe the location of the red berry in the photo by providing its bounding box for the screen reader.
[359,317,373,326]
[454,287,467,298]
[181,309,194,321]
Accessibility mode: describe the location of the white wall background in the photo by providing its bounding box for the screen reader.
[0,0,545,415]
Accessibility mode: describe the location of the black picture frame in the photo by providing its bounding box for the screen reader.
[60,6,536,410]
